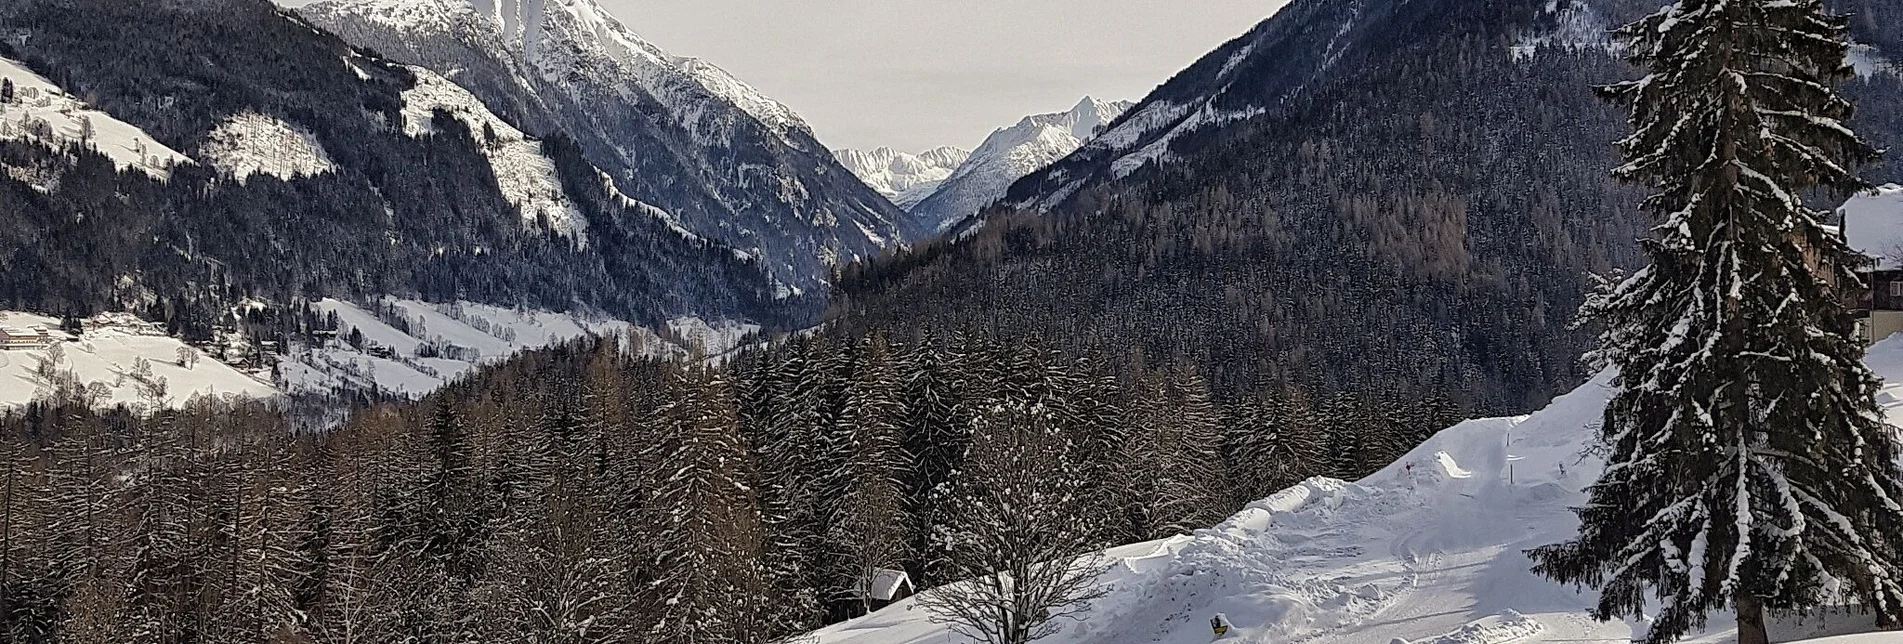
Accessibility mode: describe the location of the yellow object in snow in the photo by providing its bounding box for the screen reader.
[1210,614,1232,637]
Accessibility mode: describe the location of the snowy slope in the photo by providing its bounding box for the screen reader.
[834,146,970,210]
[809,345,1903,644]
[285,298,757,398]
[299,0,905,287]
[1843,184,1903,268]
[0,56,192,180]
[1509,0,1619,61]
[398,65,587,243]
[0,312,277,409]
[200,111,339,182]
[908,97,1133,236]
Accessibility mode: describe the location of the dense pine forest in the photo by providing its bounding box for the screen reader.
[0,332,1460,643]
[830,0,1903,416]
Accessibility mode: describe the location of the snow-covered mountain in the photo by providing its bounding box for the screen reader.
[908,97,1133,236]
[834,146,970,211]
[298,0,906,295]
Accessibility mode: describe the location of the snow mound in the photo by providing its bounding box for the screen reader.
[0,56,192,179]
[398,65,587,244]
[811,332,1903,643]
[1842,184,1903,269]
[1413,610,1544,644]
[200,111,337,182]
[0,312,277,410]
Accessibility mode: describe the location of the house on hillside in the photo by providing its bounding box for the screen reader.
[0,326,52,350]
[1841,185,1903,345]
[855,568,914,612]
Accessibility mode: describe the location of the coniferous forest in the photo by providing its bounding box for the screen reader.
[0,332,1461,643]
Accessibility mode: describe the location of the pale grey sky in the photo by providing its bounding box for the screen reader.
[281,0,1289,152]
[602,0,1286,152]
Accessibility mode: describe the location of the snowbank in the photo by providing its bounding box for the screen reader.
[811,339,1903,644]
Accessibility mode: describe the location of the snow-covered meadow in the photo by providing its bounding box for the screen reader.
[0,312,276,409]
[282,298,757,399]
[0,56,192,180]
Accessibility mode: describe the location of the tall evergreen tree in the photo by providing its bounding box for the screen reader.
[1529,1,1903,642]
[646,366,769,644]
[829,335,911,617]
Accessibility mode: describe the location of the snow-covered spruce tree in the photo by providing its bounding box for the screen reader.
[1528,1,1903,642]
[829,334,911,617]
[646,365,769,644]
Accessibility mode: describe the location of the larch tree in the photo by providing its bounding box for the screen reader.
[1528,0,1903,642]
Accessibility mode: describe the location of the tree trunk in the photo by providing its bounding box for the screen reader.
[1736,594,1770,644]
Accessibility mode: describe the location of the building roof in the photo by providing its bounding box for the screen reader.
[1843,184,1903,270]
[864,568,912,602]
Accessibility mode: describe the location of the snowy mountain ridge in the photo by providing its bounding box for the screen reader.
[908,96,1134,236]
[834,146,971,210]
[301,0,905,294]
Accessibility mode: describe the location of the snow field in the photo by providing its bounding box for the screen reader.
[0,312,277,409]
[200,111,338,182]
[290,298,757,398]
[0,56,193,179]
[399,65,588,244]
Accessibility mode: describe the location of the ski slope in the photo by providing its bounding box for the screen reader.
[811,341,1903,644]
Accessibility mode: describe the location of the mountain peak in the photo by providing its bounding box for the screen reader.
[302,0,904,295]
[903,96,1133,237]
[835,146,973,210]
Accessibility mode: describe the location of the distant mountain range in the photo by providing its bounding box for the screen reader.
[837,97,1133,239]
[298,0,907,298]
[833,146,970,211]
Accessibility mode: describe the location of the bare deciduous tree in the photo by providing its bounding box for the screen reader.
[917,401,1110,644]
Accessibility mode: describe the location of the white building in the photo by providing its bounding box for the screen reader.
[0,326,52,350]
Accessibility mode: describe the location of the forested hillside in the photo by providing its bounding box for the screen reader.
[830,0,1903,414]
[0,0,788,345]
[0,329,1460,642]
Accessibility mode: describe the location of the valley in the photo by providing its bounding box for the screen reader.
[0,0,1900,642]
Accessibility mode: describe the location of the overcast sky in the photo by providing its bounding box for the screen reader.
[601,0,1286,152]
[278,0,1288,152]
